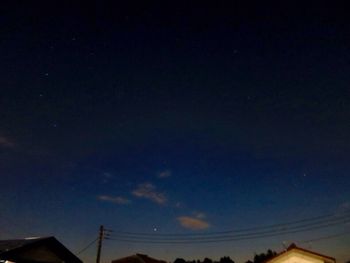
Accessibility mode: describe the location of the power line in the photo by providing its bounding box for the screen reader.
[299,230,350,244]
[106,213,350,241]
[107,219,349,244]
[105,215,350,244]
[111,211,350,237]
[110,214,350,240]
[77,237,98,255]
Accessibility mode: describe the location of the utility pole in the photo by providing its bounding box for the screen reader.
[96,225,104,263]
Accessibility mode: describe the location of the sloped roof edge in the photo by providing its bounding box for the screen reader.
[112,253,167,263]
[266,243,335,263]
[0,236,82,263]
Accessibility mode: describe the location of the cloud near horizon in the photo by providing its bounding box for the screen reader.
[97,195,131,205]
[132,183,167,204]
[177,216,210,230]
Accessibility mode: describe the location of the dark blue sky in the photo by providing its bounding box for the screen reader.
[0,2,349,263]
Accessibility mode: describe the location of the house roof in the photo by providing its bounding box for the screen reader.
[266,243,335,263]
[0,236,82,263]
[0,237,46,253]
[112,253,167,263]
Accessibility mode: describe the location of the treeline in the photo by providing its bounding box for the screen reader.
[173,249,277,263]
[174,256,235,263]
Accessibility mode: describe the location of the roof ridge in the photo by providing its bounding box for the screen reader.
[287,244,335,261]
[136,253,147,263]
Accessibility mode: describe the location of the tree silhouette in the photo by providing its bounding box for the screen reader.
[174,258,187,263]
[203,258,213,263]
[245,249,277,263]
[219,256,235,263]
[173,256,236,263]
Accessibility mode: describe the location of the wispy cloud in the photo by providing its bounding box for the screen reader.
[132,183,167,204]
[98,195,131,205]
[158,170,171,178]
[0,136,15,148]
[193,211,206,219]
[103,172,113,178]
[177,216,210,230]
[175,202,183,208]
[337,201,350,214]
[101,172,114,184]
[340,202,350,210]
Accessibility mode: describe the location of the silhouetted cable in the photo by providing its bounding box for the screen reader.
[110,211,350,237]
[77,237,99,255]
[299,230,350,244]
[106,217,350,244]
[109,214,350,240]
[106,213,350,241]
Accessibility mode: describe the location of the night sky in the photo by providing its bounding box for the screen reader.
[1,2,350,263]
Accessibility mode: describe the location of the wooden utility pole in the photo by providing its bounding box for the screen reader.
[96,225,104,263]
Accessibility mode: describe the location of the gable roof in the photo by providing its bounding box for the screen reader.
[112,254,167,263]
[266,243,335,263]
[0,236,82,263]
[0,237,45,253]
